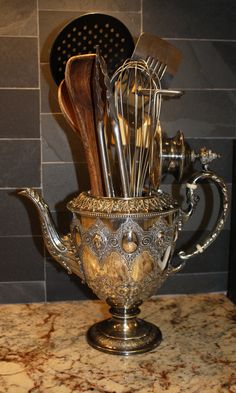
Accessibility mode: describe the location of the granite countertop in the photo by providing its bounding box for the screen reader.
[0,294,235,393]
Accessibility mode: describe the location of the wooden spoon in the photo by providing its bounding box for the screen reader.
[65,54,104,196]
[58,79,78,132]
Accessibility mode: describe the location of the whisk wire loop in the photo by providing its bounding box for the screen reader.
[111,59,163,196]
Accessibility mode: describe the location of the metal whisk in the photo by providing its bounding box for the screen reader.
[111,60,162,197]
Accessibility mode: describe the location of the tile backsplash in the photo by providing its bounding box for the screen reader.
[0,0,235,303]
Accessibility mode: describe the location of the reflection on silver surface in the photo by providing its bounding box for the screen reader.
[20,179,228,354]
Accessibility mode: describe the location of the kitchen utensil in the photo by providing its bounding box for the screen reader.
[92,49,115,197]
[21,160,228,354]
[58,79,111,194]
[132,33,182,87]
[111,60,185,195]
[111,59,162,196]
[50,13,135,85]
[65,53,104,196]
[58,79,78,132]
[97,49,130,197]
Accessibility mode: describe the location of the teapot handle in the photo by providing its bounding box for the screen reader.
[170,170,229,273]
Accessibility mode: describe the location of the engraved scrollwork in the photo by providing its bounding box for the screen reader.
[108,236,119,248]
[67,191,179,216]
[74,215,177,273]
[80,218,110,263]
[141,236,152,246]
[85,262,171,307]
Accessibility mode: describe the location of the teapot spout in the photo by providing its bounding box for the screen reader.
[19,188,84,280]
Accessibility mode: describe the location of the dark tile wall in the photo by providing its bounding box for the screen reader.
[228,141,236,303]
[0,0,234,303]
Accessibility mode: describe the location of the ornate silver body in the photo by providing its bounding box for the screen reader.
[19,169,228,355]
[68,192,181,308]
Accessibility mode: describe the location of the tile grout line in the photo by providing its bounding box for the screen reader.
[0,87,40,90]
[0,280,45,284]
[0,187,41,190]
[42,161,86,164]
[0,235,42,238]
[0,234,42,238]
[38,9,142,13]
[0,35,38,38]
[37,0,47,303]
[165,38,236,42]
[0,138,41,141]
[41,112,62,115]
[37,3,42,191]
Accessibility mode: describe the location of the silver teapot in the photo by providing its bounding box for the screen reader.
[19,54,229,355]
[20,165,228,355]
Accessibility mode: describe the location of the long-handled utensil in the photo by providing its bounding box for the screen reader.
[50,13,134,86]
[111,60,162,196]
[59,72,114,198]
[65,54,104,196]
[58,79,78,132]
[92,50,115,197]
[97,50,130,197]
[132,33,182,87]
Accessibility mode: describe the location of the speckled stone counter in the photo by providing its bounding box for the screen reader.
[0,294,235,393]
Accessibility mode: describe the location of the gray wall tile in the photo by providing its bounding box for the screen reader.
[40,63,61,113]
[51,211,73,235]
[0,89,40,138]
[161,91,236,139]
[170,40,236,89]
[42,114,85,162]
[43,163,89,211]
[158,271,228,295]
[0,282,45,304]
[0,37,38,88]
[0,237,44,282]
[46,259,96,301]
[143,0,236,39]
[0,140,41,187]
[0,0,37,36]
[0,190,42,236]
[39,0,141,12]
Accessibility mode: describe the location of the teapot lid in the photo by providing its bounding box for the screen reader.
[67,191,179,217]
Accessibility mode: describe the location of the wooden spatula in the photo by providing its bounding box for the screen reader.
[65,54,104,196]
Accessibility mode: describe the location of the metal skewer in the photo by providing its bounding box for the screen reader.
[97,50,130,197]
[93,50,115,197]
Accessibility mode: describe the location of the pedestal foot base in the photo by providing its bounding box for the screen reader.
[87,316,162,356]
